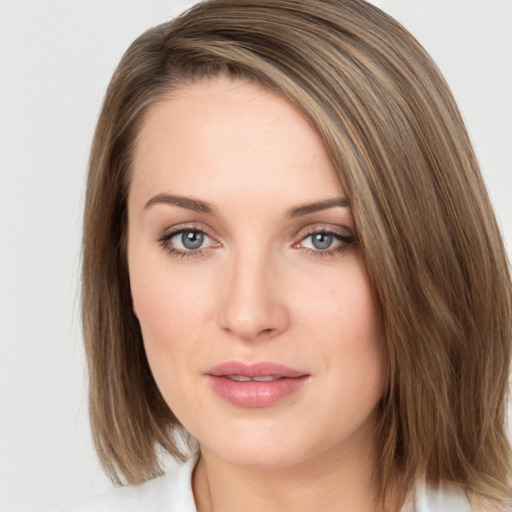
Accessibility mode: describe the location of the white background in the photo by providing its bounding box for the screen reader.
[0,1,510,511]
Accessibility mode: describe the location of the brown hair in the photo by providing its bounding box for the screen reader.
[82,0,512,508]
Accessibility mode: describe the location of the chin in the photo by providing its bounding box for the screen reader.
[215,445,305,469]
[197,420,314,469]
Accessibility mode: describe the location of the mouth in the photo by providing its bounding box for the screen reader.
[205,361,309,408]
[224,375,282,382]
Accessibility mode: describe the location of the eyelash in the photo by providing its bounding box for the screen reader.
[157,225,356,260]
[296,228,356,259]
[157,223,217,260]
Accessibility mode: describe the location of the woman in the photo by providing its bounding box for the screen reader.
[64,0,511,510]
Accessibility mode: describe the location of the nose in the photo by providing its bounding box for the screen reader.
[217,249,289,341]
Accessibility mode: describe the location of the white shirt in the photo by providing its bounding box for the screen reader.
[60,456,472,512]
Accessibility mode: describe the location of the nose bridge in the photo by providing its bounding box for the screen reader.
[218,242,287,340]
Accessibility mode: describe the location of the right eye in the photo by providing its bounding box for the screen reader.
[159,228,219,258]
[174,230,207,250]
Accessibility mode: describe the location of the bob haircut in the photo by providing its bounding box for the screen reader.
[82,0,512,508]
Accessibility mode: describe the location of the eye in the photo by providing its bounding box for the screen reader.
[302,232,339,251]
[176,230,207,250]
[158,227,219,258]
[295,229,355,258]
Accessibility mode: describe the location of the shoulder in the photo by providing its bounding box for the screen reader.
[58,457,198,512]
[412,480,472,512]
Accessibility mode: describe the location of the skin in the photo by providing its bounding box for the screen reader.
[127,76,389,512]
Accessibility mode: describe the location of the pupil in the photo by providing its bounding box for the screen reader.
[182,231,204,250]
[312,233,332,250]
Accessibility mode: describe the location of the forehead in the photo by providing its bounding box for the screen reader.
[130,77,344,209]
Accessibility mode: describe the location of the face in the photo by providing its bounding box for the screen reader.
[127,77,387,469]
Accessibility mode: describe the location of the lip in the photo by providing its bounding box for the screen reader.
[205,361,309,408]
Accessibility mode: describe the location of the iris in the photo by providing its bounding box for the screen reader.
[311,233,333,250]
[182,231,204,250]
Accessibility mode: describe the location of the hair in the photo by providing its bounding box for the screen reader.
[82,0,512,509]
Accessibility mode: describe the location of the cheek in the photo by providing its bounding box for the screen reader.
[130,267,209,420]
[128,248,206,374]
[130,244,214,338]
[298,260,382,344]
[298,262,387,393]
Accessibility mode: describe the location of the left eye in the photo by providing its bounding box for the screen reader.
[301,232,341,251]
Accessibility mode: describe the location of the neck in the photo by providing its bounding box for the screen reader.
[193,430,396,512]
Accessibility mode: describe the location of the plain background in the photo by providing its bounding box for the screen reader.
[0,1,511,511]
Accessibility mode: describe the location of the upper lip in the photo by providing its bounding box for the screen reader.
[206,361,308,378]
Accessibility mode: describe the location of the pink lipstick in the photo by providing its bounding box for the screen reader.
[205,361,309,408]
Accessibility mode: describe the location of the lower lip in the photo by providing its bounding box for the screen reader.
[207,375,308,408]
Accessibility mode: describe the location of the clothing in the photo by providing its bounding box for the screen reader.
[59,458,197,512]
[60,456,472,512]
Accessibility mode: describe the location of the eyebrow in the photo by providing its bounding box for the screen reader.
[286,197,349,217]
[144,193,349,217]
[144,194,217,215]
